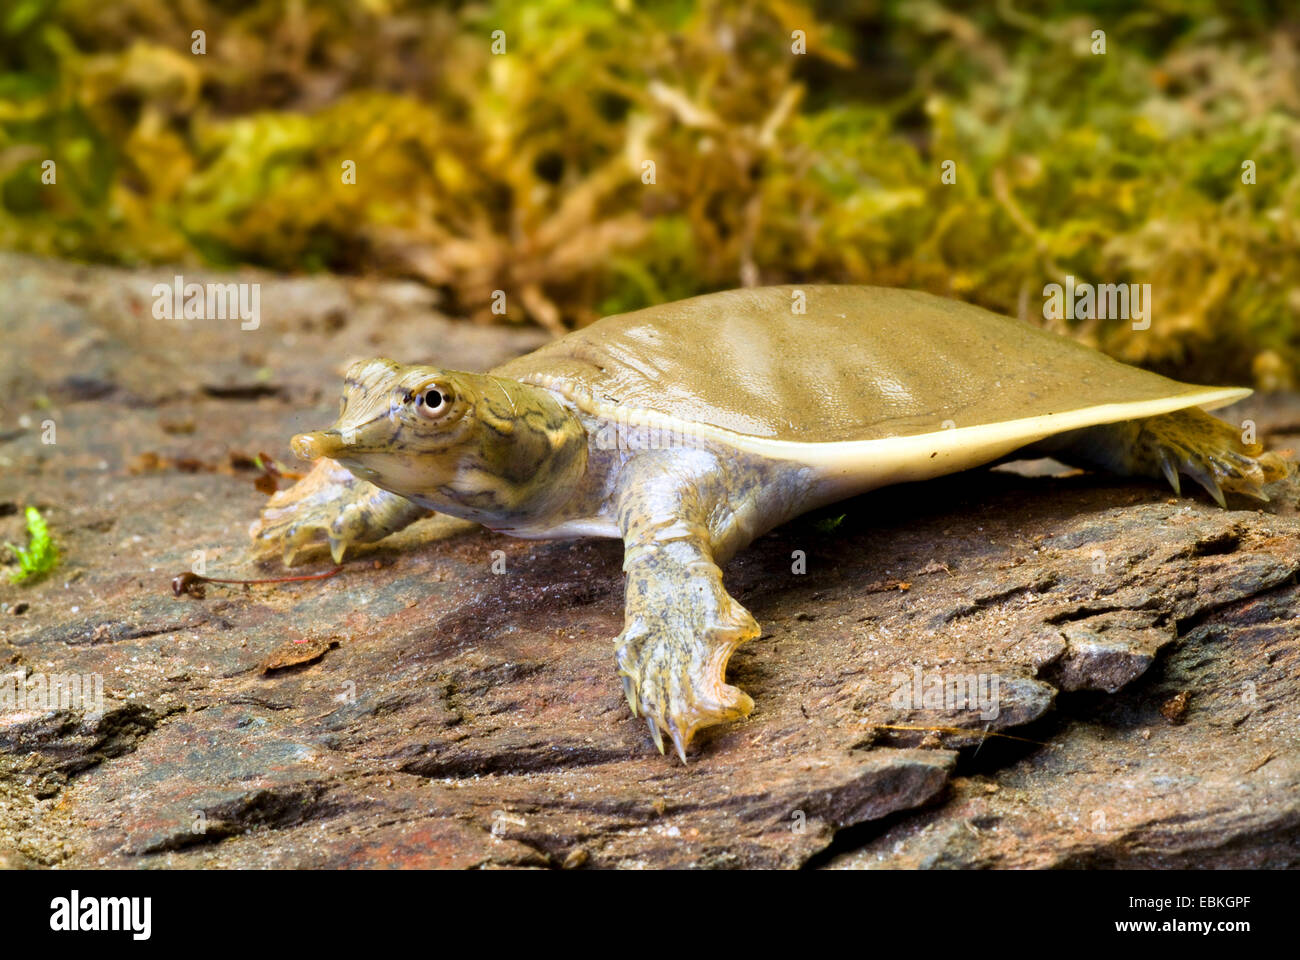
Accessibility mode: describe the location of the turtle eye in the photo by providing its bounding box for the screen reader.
[416,387,452,419]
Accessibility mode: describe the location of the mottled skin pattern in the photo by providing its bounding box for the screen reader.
[254,358,590,554]
[251,358,1289,761]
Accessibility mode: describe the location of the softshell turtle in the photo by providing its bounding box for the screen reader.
[250,286,1290,760]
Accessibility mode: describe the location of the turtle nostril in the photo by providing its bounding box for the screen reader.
[291,431,343,460]
[290,433,319,460]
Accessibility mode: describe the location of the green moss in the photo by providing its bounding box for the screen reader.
[0,1,1296,383]
[6,506,58,584]
[812,514,847,535]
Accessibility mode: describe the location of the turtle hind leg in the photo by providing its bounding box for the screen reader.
[250,457,430,565]
[1033,407,1292,506]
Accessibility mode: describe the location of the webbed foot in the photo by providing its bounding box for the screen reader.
[250,457,429,565]
[1131,408,1290,504]
[1036,407,1292,506]
[616,539,759,762]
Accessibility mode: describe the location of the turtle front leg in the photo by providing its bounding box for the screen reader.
[1031,407,1292,505]
[250,457,430,565]
[615,451,761,762]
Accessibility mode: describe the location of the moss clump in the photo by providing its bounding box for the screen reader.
[0,1,1296,384]
[6,506,59,584]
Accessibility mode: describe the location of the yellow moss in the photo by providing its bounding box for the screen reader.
[0,0,1295,385]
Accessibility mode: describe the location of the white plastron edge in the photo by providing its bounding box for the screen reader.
[529,373,1250,500]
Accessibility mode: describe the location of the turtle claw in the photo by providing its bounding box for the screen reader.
[620,673,639,716]
[1158,449,1182,497]
[1131,409,1293,507]
[646,716,665,754]
[261,515,352,567]
[667,723,689,765]
[1183,460,1227,508]
[615,588,758,762]
[250,457,427,566]
[638,697,711,763]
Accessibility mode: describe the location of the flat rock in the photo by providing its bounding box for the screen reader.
[1,254,1297,868]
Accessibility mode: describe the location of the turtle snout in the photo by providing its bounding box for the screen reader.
[291,430,345,460]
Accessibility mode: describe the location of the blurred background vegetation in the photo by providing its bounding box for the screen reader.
[1,0,1297,386]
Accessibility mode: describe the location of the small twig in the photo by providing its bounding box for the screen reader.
[1243,751,1274,774]
[172,565,343,597]
[874,723,1053,747]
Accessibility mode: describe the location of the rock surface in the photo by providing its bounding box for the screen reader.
[1,253,1297,868]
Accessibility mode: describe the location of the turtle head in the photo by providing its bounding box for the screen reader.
[292,358,588,525]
